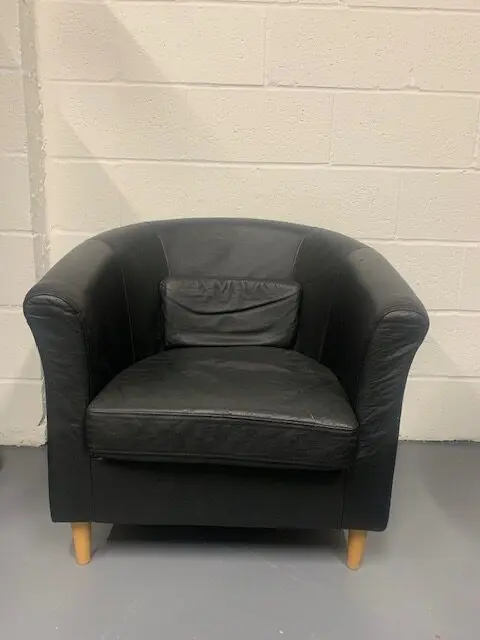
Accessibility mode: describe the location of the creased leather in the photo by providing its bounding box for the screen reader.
[87,347,357,470]
[161,277,301,348]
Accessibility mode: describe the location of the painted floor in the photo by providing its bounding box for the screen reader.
[0,442,479,639]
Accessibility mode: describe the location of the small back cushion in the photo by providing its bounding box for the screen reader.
[161,276,301,348]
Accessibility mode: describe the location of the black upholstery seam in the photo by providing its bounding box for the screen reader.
[88,453,95,521]
[165,276,300,286]
[339,466,350,528]
[88,448,348,470]
[157,233,171,276]
[290,230,313,278]
[108,248,136,364]
[88,410,356,432]
[317,266,342,362]
[120,263,136,363]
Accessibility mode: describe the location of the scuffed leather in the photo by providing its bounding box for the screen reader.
[23,219,428,531]
[87,347,358,471]
[161,277,301,348]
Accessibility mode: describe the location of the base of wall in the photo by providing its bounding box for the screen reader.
[0,421,46,446]
[2,433,479,447]
[399,437,480,443]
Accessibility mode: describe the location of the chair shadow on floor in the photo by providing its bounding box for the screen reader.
[90,524,353,565]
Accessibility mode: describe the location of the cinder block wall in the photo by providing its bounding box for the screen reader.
[0,0,44,444]
[1,0,480,443]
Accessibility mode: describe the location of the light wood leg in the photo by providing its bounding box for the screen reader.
[71,522,92,565]
[347,529,367,570]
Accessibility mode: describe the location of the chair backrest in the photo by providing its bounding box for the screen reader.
[99,219,361,361]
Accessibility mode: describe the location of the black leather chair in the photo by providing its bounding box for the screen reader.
[24,219,429,568]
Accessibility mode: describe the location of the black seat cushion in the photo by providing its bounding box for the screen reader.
[86,347,358,471]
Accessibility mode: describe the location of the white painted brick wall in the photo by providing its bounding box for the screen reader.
[268,9,415,89]
[0,311,41,380]
[0,156,32,230]
[459,248,480,311]
[411,314,480,377]
[332,94,478,168]
[3,0,480,443]
[0,381,45,445]
[38,4,266,85]
[0,0,44,445]
[47,161,400,237]
[0,70,28,153]
[0,1,21,69]
[396,173,480,242]
[0,234,37,306]
[269,9,480,93]
[402,379,480,441]
[44,84,333,162]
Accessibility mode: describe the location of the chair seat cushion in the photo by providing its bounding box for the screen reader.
[86,347,358,471]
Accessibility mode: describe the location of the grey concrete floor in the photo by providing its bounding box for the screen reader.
[0,443,479,640]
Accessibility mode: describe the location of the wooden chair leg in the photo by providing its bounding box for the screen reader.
[347,529,367,570]
[71,522,92,565]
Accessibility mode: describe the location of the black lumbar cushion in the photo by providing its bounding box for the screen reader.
[160,276,301,348]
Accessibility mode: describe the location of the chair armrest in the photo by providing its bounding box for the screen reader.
[24,236,135,402]
[24,237,135,520]
[324,246,429,457]
[322,246,429,530]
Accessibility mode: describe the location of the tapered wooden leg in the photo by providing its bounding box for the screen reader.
[71,522,92,565]
[347,529,367,570]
